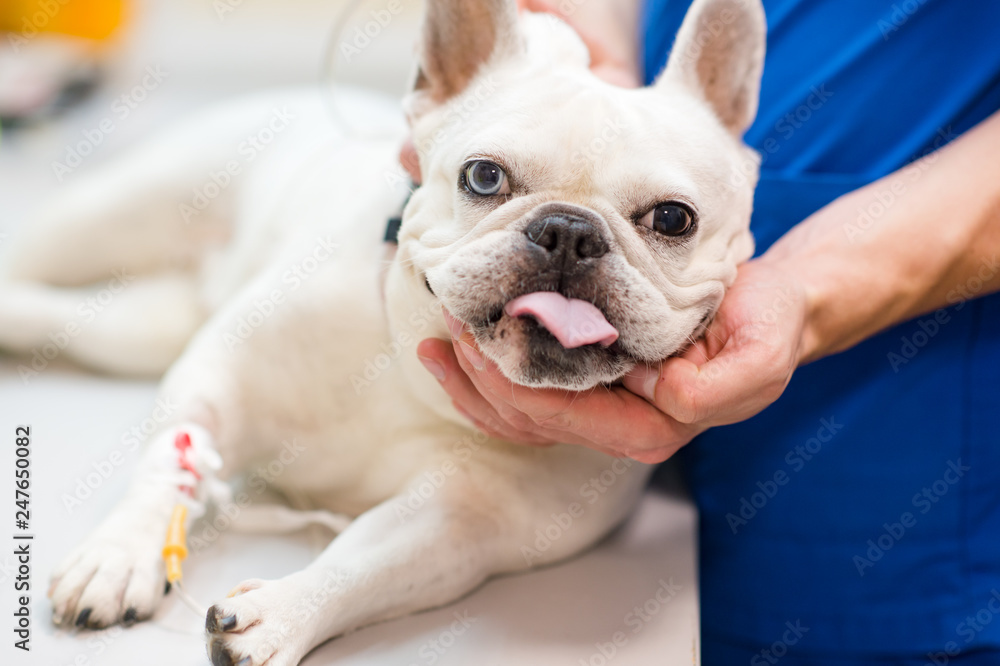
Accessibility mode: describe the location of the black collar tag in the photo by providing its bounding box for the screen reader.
[384,185,418,244]
[384,216,402,244]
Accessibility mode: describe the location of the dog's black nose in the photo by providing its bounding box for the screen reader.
[524,215,608,262]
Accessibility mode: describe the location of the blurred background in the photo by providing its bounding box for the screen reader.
[0,2,701,664]
[0,0,420,225]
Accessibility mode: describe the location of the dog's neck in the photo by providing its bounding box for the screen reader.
[379,184,418,304]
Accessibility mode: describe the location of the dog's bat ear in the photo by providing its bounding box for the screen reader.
[410,0,523,106]
[655,0,766,137]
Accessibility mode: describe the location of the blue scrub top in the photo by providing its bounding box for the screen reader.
[642,0,1000,661]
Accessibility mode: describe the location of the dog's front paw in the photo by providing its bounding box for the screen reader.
[48,523,167,629]
[205,578,314,666]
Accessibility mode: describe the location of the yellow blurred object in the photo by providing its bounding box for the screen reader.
[0,0,125,43]
[162,504,190,585]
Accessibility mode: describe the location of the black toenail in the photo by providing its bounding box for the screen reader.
[123,607,138,626]
[75,608,91,628]
[206,604,222,632]
[164,580,172,595]
[211,640,235,666]
[237,658,252,666]
[220,615,237,632]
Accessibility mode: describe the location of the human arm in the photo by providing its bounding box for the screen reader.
[767,111,1000,363]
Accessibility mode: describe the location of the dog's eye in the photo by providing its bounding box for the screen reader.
[462,160,510,196]
[639,203,695,237]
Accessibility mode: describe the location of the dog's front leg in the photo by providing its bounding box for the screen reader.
[204,475,525,666]
[48,423,222,629]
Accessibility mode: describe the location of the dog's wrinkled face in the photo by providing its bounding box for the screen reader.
[393,0,765,391]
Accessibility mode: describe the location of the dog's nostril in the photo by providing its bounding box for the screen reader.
[576,233,608,259]
[525,218,560,252]
[524,215,608,260]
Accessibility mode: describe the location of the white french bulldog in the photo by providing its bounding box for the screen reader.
[0,0,764,663]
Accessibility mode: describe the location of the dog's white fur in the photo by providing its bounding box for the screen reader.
[0,1,764,663]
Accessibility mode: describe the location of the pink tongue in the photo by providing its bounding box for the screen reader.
[504,292,619,349]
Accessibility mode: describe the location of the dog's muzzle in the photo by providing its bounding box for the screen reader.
[524,210,609,275]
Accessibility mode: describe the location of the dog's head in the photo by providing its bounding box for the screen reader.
[389,0,765,391]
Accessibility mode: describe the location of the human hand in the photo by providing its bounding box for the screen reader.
[519,0,642,89]
[416,260,809,463]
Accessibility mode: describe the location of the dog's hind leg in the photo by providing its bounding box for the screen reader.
[0,136,226,375]
[0,272,205,376]
[0,93,305,287]
[3,139,231,292]
[0,94,318,373]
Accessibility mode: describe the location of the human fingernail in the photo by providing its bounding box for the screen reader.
[443,310,464,338]
[626,365,659,402]
[459,341,485,371]
[419,355,446,381]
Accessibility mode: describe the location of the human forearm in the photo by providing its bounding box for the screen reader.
[761,111,1000,364]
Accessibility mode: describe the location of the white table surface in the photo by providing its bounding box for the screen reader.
[0,1,700,664]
